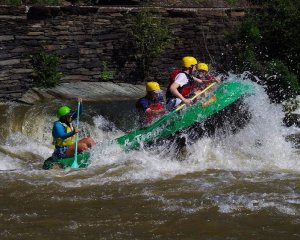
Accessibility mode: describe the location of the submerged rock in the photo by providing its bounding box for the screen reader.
[20,82,146,104]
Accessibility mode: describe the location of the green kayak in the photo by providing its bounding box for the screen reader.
[42,151,91,170]
[116,81,255,151]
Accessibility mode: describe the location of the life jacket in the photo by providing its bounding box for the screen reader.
[145,102,165,123]
[178,73,195,97]
[205,75,214,81]
[136,97,165,124]
[166,69,181,99]
[52,122,75,147]
[166,71,195,99]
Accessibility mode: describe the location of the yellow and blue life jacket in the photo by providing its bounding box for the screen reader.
[52,122,75,148]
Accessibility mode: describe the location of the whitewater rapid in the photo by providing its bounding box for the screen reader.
[0,76,299,179]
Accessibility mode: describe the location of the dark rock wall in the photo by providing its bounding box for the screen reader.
[0,5,246,100]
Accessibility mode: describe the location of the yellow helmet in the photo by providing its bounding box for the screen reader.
[146,81,161,92]
[197,63,209,72]
[182,56,197,68]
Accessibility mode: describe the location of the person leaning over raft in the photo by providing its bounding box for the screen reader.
[52,98,95,159]
[136,81,166,125]
[166,56,204,111]
[194,62,220,90]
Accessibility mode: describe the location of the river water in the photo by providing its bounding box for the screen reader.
[1,76,300,239]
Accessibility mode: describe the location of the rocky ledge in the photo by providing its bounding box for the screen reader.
[20,82,146,104]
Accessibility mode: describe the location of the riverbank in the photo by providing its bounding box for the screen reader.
[19,82,146,104]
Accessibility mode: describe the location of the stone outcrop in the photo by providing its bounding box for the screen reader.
[20,82,146,104]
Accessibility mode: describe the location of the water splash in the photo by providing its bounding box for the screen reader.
[0,76,299,177]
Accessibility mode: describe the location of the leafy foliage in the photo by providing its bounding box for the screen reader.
[260,0,300,74]
[265,60,299,101]
[100,61,115,81]
[31,49,63,88]
[282,98,299,114]
[227,0,300,102]
[128,10,174,81]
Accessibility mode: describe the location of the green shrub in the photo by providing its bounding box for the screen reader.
[282,98,299,114]
[226,0,300,103]
[238,17,260,47]
[265,60,300,102]
[100,61,115,81]
[31,49,63,88]
[238,48,262,73]
[128,10,174,81]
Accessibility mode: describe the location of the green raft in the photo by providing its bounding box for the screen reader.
[42,151,90,170]
[116,80,255,151]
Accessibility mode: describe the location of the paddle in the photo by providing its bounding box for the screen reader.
[174,82,217,112]
[71,100,81,168]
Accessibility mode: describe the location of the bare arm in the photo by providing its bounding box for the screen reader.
[192,76,204,84]
[145,108,165,115]
[170,82,192,105]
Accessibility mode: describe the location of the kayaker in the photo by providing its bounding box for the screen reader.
[52,98,95,160]
[136,81,166,125]
[166,56,204,111]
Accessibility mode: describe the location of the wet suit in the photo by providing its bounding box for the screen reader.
[52,104,82,159]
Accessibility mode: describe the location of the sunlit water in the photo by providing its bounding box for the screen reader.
[1,75,300,239]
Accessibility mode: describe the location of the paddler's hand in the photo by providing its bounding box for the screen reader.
[77,97,82,103]
[213,76,222,83]
[214,78,221,83]
[183,98,193,106]
[74,128,79,134]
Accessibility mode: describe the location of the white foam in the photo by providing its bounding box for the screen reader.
[0,153,22,171]
[65,76,300,184]
[1,75,300,181]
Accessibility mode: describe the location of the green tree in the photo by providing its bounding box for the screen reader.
[100,61,115,81]
[31,49,63,88]
[129,10,174,81]
[227,0,300,102]
[260,0,300,76]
